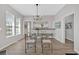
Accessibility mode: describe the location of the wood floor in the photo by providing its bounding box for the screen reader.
[53,39,74,55]
[4,38,75,55]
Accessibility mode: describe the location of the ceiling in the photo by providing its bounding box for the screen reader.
[10,4,65,16]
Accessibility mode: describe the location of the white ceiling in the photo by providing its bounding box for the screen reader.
[10,4,65,16]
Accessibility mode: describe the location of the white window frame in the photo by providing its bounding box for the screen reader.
[6,11,15,38]
[6,11,21,38]
[15,16,21,35]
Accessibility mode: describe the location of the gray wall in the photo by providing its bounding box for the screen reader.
[0,4,24,50]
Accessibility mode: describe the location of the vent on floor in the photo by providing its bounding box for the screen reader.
[0,50,6,55]
[65,53,78,55]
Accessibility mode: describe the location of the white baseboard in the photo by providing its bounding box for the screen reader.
[0,37,24,51]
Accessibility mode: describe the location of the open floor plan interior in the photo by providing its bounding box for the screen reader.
[0,4,79,55]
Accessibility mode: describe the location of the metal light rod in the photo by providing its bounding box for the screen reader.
[36,4,39,16]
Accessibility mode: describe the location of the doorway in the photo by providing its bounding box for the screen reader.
[24,21,31,37]
[65,14,74,51]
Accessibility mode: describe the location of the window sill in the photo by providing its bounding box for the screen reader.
[6,34,21,38]
[6,35,14,38]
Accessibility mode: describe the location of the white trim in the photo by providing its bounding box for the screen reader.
[0,36,24,51]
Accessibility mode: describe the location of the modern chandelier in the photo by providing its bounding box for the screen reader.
[33,4,42,20]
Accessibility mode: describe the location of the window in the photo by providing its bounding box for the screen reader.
[6,11,21,37]
[15,17,21,35]
[6,11,14,37]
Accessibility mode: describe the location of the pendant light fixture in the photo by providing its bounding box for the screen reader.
[33,4,42,21]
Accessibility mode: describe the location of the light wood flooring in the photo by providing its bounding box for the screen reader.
[3,38,75,55]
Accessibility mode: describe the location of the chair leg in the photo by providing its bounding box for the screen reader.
[35,43,36,53]
[25,44,27,53]
[25,49,26,53]
[42,44,43,53]
[51,43,52,54]
[50,43,52,54]
[41,39,43,54]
